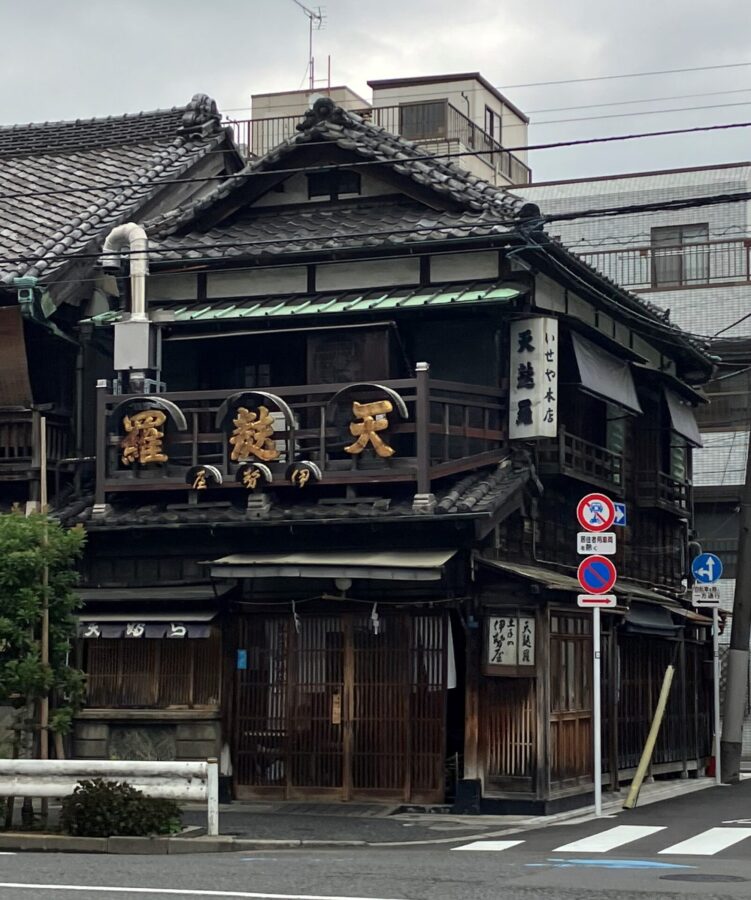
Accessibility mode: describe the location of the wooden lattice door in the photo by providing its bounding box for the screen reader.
[233,612,447,801]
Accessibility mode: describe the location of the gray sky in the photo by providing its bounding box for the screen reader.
[1,0,749,180]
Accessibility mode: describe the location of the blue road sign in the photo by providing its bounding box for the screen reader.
[577,556,617,594]
[691,552,723,585]
[614,502,627,527]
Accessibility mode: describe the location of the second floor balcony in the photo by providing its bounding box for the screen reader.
[94,368,507,506]
[577,238,751,291]
[227,101,531,186]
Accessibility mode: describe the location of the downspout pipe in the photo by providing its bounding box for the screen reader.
[101,223,149,321]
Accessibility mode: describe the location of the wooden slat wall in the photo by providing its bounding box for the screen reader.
[85,635,221,709]
[550,614,593,786]
[233,612,447,801]
[480,677,536,787]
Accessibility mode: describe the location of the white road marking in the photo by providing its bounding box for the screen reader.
[0,886,404,900]
[554,825,666,853]
[452,839,524,852]
[659,827,751,856]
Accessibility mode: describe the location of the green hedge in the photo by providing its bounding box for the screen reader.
[61,779,182,837]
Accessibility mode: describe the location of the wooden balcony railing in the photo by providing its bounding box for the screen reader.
[636,471,692,515]
[94,370,506,503]
[536,427,624,493]
[226,101,531,184]
[577,238,751,291]
[0,409,70,481]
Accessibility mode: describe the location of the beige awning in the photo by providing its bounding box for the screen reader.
[205,550,456,581]
[477,557,684,608]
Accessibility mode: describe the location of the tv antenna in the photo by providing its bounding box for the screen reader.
[291,0,327,92]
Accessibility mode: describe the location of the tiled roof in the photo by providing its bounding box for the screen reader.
[85,282,522,326]
[66,460,531,529]
[149,197,518,262]
[0,94,231,285]
[147,97,524,239]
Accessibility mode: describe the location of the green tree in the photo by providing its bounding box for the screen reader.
[0,512,86,742]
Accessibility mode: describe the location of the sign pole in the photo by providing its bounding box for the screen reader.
[593,605,602,816]
[713,607,722,786]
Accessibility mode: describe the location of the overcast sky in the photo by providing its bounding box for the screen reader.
[1,0,749,181]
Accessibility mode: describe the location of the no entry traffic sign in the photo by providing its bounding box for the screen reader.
[576,493,616,533]
[577,555,617,594]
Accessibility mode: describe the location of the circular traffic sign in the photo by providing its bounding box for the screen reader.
[577,556,617,594]
[691,552,723,585]
[576,493,616,533]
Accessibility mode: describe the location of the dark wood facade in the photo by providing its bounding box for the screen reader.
[2,98,716,811]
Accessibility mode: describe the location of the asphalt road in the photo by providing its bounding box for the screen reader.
[2,782,751,899]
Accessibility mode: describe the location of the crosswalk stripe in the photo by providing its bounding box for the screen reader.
[659,827,751,856]
[554,826,666,853]
[453,840,524,852]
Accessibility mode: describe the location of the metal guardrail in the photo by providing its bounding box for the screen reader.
[0,758,219,836]
[577,239,751,290]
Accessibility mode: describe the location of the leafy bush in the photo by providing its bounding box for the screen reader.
[61,779,182,837]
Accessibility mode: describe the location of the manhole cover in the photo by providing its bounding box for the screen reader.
[660,874,748,883]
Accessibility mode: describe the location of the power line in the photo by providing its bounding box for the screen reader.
[527,87,751,115]
[498,61,751,90]
[3,191,751,270]
[3,119,751,203]
[533,100,751,127]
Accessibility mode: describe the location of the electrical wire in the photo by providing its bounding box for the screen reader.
[3,119,751,203]
[526,87,751,115]
[3,190,751,273]
[533,99,751,127]
[498,60,751,89]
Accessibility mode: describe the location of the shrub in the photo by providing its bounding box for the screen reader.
[60,778,182,837]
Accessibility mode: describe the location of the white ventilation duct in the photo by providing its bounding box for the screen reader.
[101,223,149,321]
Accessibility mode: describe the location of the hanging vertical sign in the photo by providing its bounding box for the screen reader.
[509,317,558,440]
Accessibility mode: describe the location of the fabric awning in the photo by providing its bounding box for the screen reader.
[477,557,683,608]
[622,602,682,637]
[78,610,215,639]
[0,307,33,406]
[76,584,232,604]
[571,332,642,414]
[665,388,703,447]
[205,550,456,581]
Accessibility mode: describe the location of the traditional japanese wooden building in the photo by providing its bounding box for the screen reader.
[11,97,716,811]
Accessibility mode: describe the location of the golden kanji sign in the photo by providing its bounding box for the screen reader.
[344,400,395,458]
[229,406,280,462]
[121,409,168,466]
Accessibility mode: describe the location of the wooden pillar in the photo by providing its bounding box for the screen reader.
[607,624,620,792]
[680,635,689,777]
[93,381,108,508]
[414,361,431,497]
[463,625,481,781]
[535,604,551,800]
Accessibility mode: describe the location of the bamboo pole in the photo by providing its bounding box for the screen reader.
[623,664,675,809]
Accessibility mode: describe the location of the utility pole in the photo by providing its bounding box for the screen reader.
[39,416,50,826]
[720,432,751,782]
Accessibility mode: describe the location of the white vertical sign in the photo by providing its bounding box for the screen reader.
[509,317,558,440]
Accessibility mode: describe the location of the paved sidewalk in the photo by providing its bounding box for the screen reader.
[181,776,717,846]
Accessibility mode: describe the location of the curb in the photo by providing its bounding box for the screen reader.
[0,778,719,854]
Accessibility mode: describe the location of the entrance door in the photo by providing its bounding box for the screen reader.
[233,612,447,802]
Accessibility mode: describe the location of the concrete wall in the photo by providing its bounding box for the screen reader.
[74,716,221,763]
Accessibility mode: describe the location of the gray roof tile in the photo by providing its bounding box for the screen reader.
[0,94,230,285]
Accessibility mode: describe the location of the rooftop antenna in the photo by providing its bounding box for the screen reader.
[291,0,327,92]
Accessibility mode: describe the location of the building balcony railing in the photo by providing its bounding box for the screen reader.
[577,238,751,291]
[226,101,531,185]
[94,368,507,505]
[635,471,692,516]
[0,409,71,482]
[536,427,624,494]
